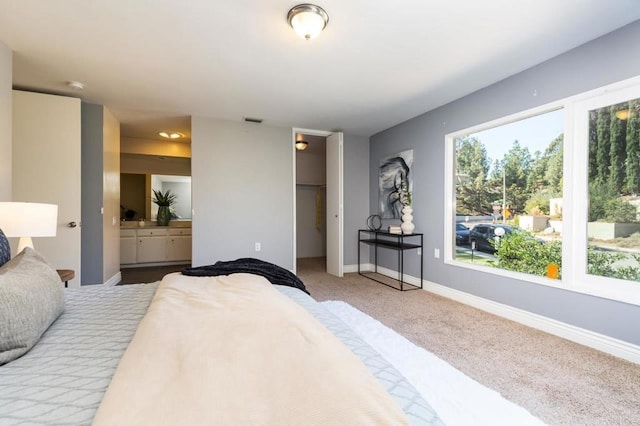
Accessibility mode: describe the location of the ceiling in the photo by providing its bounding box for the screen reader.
[1,1,639,139]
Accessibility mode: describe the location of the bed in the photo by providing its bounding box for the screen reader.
[0,248,443,425]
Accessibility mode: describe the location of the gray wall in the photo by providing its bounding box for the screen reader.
[81,102,104,285]
[0,42,11,201]
[191,117,293,269]
[190,120,369,270]
[370,21,640,345]
[344,134,370,266]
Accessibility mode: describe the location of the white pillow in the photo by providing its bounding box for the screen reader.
[0,247,65,365]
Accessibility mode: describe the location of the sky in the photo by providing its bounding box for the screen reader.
[469,109,564,171]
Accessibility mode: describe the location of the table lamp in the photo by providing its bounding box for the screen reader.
[0,202,58,253]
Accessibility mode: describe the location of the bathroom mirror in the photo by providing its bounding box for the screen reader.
[150,174,192,220]
[120,173,192,221]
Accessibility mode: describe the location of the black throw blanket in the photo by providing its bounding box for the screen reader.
[181,258,310,295]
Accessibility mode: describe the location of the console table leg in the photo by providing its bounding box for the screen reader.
[399,243,404,291]
[420,235,424,288]
[358,231,361,274]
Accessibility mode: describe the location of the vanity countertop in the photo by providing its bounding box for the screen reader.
[121,221,191,229]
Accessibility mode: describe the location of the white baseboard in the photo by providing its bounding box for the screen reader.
[104,272,122,287]
[352,266,640,364]
[343,264,364,273]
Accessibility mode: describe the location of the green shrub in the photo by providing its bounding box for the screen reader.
[589,181,613,222]
[524,191,551,215]
[528,206,544,216]
[589,180,639,222]
[494,231,562,277]
[587,250,640,281]
[494,233,640,282]
[602,198,638,223]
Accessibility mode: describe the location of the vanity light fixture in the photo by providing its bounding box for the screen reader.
[295,140,309,151]
[288,4,329,40]
[159,131,185,139]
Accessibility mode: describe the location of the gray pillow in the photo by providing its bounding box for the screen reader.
[0,247,65,365]
[0,228,9,267]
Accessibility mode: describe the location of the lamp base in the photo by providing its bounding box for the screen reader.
[17,236,34,254]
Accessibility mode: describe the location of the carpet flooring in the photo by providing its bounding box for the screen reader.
[296,257,640,426]
[120,258,640,425]
[323,300,550,425]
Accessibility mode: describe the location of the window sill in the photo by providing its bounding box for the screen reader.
[445,258,640,306]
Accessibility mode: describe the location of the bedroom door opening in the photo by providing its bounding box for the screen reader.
[292,129,343,277]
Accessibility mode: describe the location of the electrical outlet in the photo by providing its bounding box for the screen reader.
[255,242,261,252]
[434,248,440,259]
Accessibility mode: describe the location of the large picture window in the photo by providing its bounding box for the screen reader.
[451,110,564,280]
[570,81,640,304]
[446,76,640,305]
[586,97,640,281]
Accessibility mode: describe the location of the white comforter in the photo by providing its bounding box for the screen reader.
[93,273,409,426]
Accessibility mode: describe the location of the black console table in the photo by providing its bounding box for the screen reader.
[358,229,423,291]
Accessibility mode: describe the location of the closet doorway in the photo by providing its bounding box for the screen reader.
[295,133,326,265]
[293,129,344,277]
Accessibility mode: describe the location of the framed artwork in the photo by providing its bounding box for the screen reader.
[379,149,413,219]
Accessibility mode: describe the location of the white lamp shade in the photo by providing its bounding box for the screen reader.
[0,202,58,238]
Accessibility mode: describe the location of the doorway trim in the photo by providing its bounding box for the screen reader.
[292,127,334,274]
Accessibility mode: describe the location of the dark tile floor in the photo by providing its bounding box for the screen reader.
[119,264,190,285]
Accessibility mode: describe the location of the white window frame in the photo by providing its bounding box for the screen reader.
[444,75,640,306]
[567,82,640,305]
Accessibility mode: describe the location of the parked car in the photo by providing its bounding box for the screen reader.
[456,223,470,245]
[469,224,515,253]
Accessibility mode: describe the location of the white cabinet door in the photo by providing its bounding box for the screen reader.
[167,236,192,261]
[120,237,137,264]
[137,236,167,263]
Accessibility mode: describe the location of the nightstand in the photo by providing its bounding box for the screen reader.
[56,269,74,288]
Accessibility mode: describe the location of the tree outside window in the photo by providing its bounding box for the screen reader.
[453,110,564,279]
[587,98,640,281]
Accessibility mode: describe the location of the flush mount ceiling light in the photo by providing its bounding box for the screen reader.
[288,4,329,40]
[295,140,309,151]
[67,81,85,91]
[159,131,184,139]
